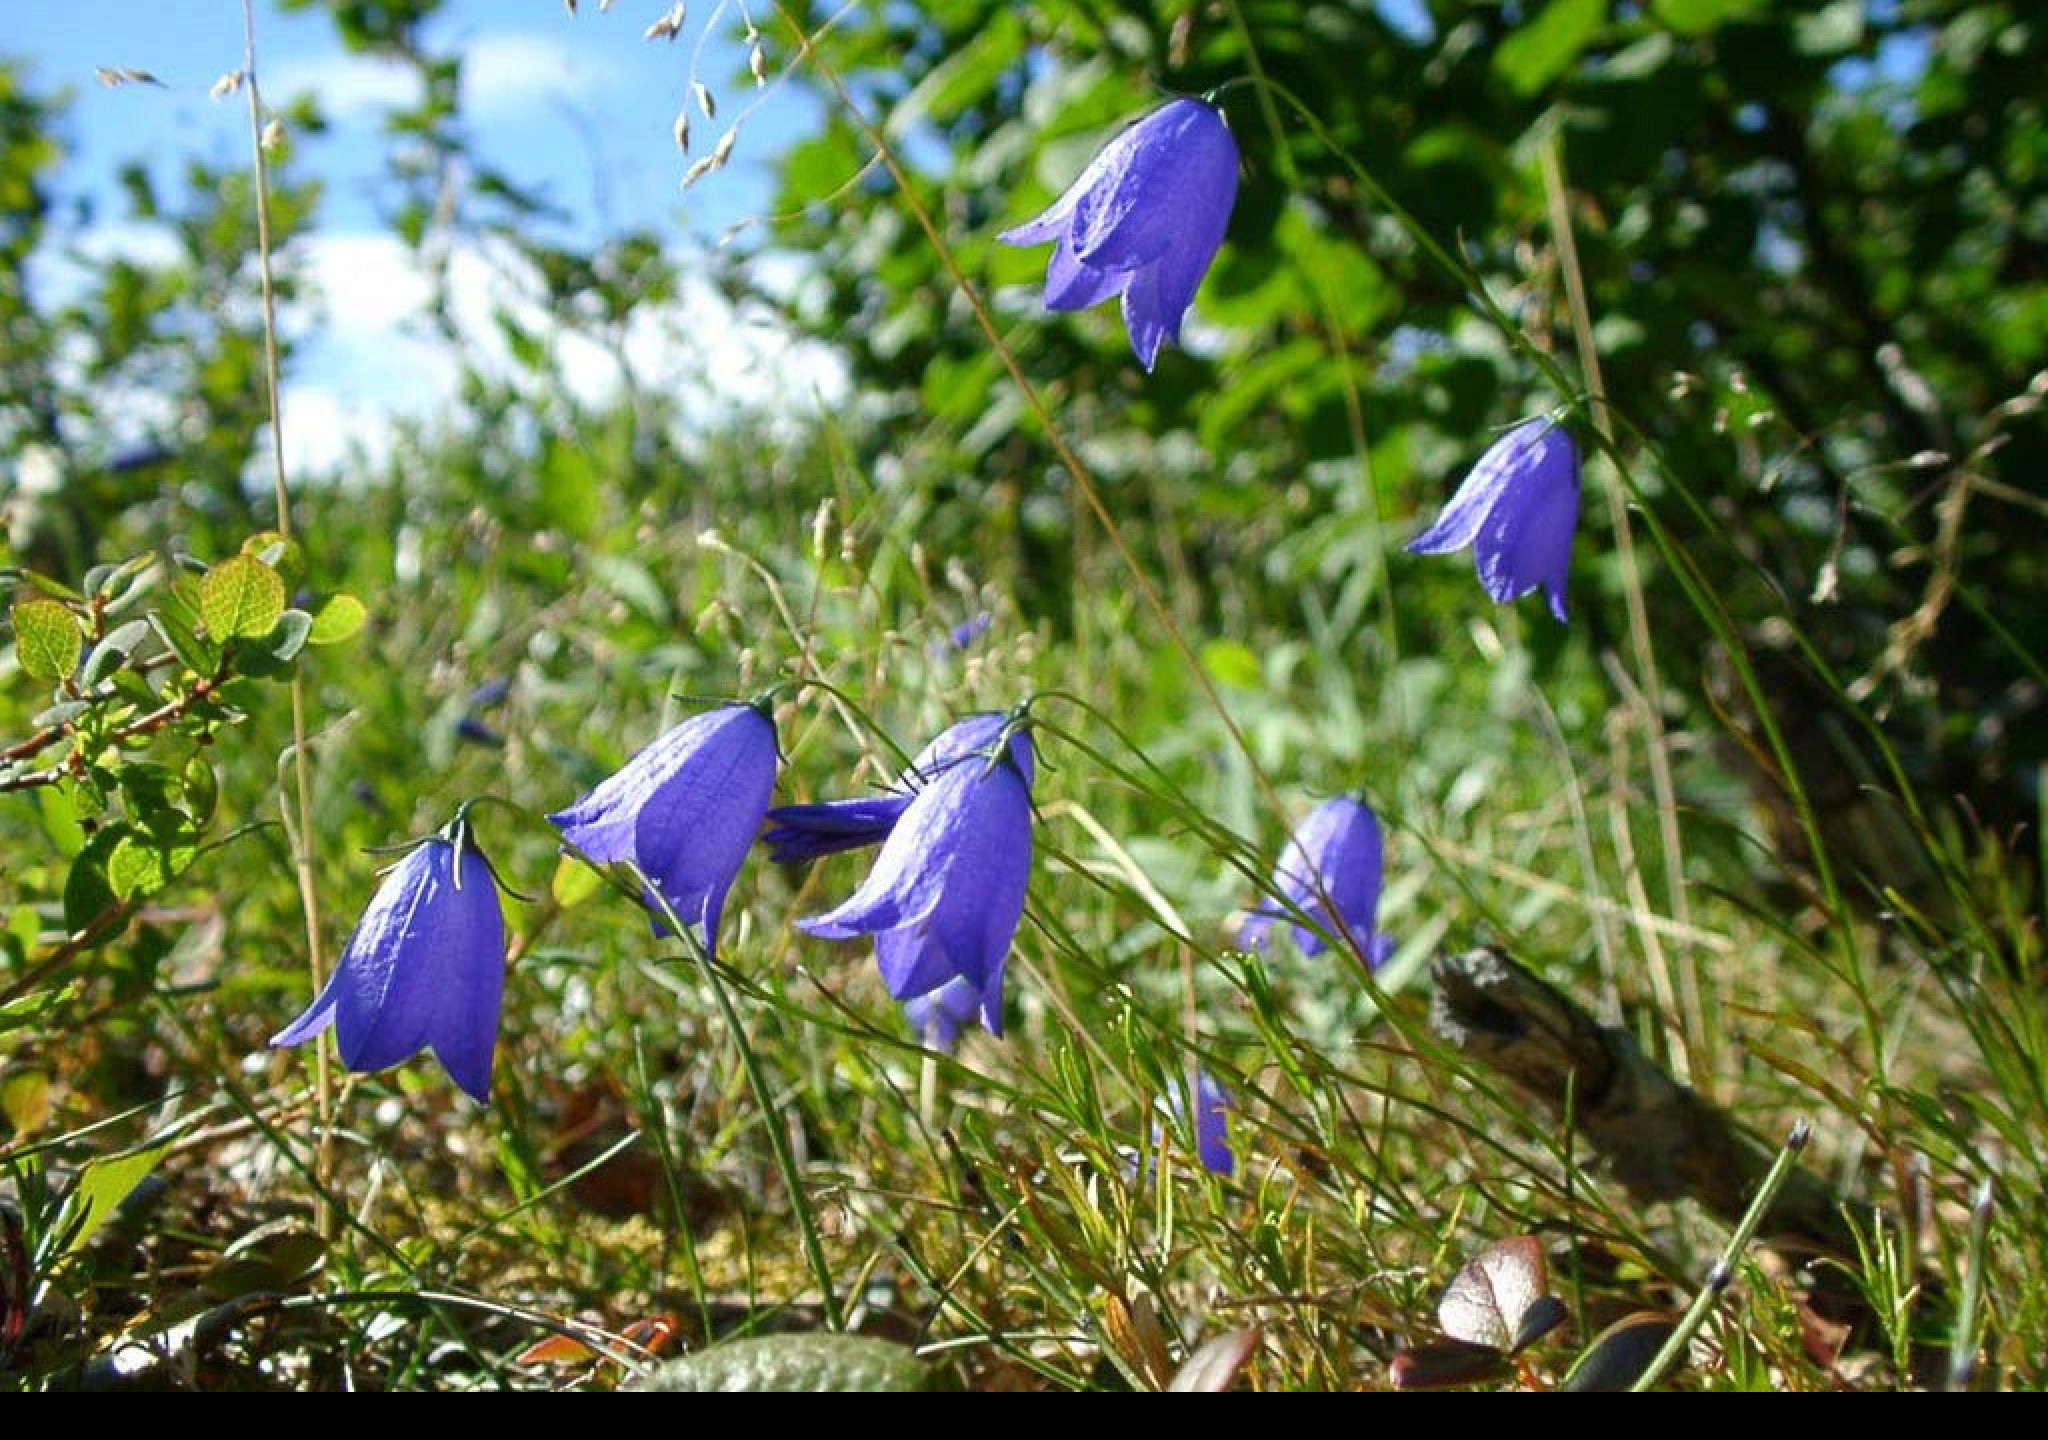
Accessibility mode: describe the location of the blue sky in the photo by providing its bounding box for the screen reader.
[5,2,839,474]
[8,1,813,242]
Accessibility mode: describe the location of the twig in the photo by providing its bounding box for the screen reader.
[239,0,334,1231]
[1429,947,1852,1256]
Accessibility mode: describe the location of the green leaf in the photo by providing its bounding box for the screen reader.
[538,438,602,538]
[1201,640,1264,690]
[1,1069,53,1135]
[0,983,80,1037]
[108,830,198,901]
[6,904,37,955]
[183,753,219,826]
[81,618,153,687]
[14,598,82,680]
[202,1229,326,1300]
[241,530,307,587]
[63,826,125,933]
[36,784,86,859]
[633,1334,933,1392]
[551,853,604,909]
[237,610,313,671]
[308,592,368,646]
[1792,0,1864,56]
[1649,0,1767,36]
[588,554,673,627]
[1495,0,1606,97]
[149,606,217,675]
[61,1142,170,1259]
[198,555,286,641]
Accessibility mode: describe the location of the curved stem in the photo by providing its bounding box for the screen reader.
[638,864,844,1330]
[240,0,335,1231]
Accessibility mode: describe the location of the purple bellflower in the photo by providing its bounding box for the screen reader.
[763,711,1036,865]
[947,610,994,652]
[1175,1070,1237,1178]
[1407,418,1581,624]
[1240,795,1395,967]
[1000,97,1239,372]
[797,725,1034,1038]
[548,701,778,958]
[272,818,507,1104]
[1136,1070,1237,1181]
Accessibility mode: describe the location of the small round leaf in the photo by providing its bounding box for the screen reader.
[199,555,286,641]
[1439,1235,1555,1351]
[13,599,82,681]
[631,1334,932,1392]
[307,593,367,646]
[1561,1311,1681,1392]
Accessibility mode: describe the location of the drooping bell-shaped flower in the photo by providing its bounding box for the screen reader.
[548,701,778,957]
[1000,97,1239,371]
[272,818,507,1103]
[1408,418,1581,624]
[1239,795,1395,966]
[763,711,1035,865]
[797,727,1033,1038]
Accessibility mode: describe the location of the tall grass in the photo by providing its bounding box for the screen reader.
[1,1,2042,1392]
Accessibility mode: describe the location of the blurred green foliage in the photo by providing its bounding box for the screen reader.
[767,0,2048,851]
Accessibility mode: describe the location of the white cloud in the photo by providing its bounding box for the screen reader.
[275,228,846,478]
[72,221,184,269]
[272,385,390,479]
[24,221,184,308]
[462,32,616,119]
[266,32,616,123]
[262,53,420,120]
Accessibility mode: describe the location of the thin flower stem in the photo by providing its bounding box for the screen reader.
[242,0,332,1233]
[1539,133,1706,1078]
[639,870,844,1331]
[768,3,1292,840]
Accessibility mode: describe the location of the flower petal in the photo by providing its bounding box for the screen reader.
[922,761,1032,992]
[1408,422,1546,556]
[1473,429,1579,622]
[327,844,445,1073]
[1043,240,1129,312]
[632,708,778,953]
[909,712,1032,787]
[797,758,986,939]
[551,704,778,956]
[422,848,508,1103]
[874,921,959,1000]
[802,746,1031,1041]
[763,795,914,863]
[1120,262,1173,373]
[1248,796,1389,959]
[547,708,739,863]
[274,827,507,1103]
[904,975,982,1052]
[1067,100,1231,269]
[1193,1072,1235,1178]
[270,967,343,1049]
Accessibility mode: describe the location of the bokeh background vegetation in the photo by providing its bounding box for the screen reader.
[2,0,2043,1389]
